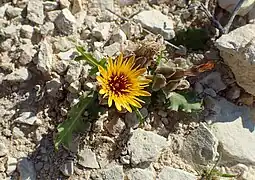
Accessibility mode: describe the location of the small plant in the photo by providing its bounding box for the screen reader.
[54,40,215,150]
[197,153,237,180]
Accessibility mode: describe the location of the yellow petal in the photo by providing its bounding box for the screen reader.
[98,66,107,78]
[99,89,106,94]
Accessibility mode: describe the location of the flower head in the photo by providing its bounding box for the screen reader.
[96,53,151,112]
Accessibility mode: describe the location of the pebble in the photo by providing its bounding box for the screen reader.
[238,92,254,106]
[37,38,53,74]
[15,112,38,125]
[12,127,25,139]
[119,155,130,165]
[46,10,61,22]
[20,25,34,39]
[72,0,83,14]
[17,158,36,180]
[92,22,111,41]
[40,22,55,36]
[203,88,217,97]
[181,123,218,165]
[226,86,241,100]
[199,72,226,92]
[158,166,196,180]
[59,0,71,9]
[45,78,62,97]
[158,110,167,118]
[126,168,155,180]
[60,160,74,177]
[65,61,83,83]
[133,10,175,40]
[110,28,127,43]
[0,39,13,51]
[127,128,168,166]
[7,157,18,175]
[100,165,124,180]
[43,1,59,11]
[55,8,77,35]
[6,5,22,18]
[104,117,126,136]
[26,0,45,25]
[0,143,8,157]
[4,67,31,83]
[78,148,99,169]
[19,43,36,65]
[104,42,121,57]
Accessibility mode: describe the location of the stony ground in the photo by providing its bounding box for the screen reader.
[0,0,255,180]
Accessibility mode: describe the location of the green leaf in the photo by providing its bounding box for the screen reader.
[54,91,96,150]
[76,46,100,67]
[166,91,202,112]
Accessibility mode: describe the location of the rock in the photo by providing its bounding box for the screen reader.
[7,157,17,175]
[121,22,143,39]
[1,24,18,38]
[96,0,115,21]
[204,96,221,114]
[26,0,45,25]
[204,88,217,97]
[209,97,255,164]
[158,110,167,118]
[4,67,31,83]
[226,86,241,100]
[0,3,8,18]
[119,155,130,165]
[125,108,148,128]
[19,43,37,65]
[104,117,126,136]
[53,60,69,75]
[65,61,83,83]
[59,0,71,9]
[0,143,8,157]
[194,82,204,94]
[157,166,196,180]
[181,123,218,165]
[53,37,74,53]
[46,78,62,97]
[215,24,255,96]
[104,42,121,57]
[92,22,111,41]
[37,39,53,74]
[67,80,81,93]
[55,8,77,35]
[133,10,175,40]
[40,22,55,36]
[0,39,13,52]
[46,10,61,22]
[78,148,99,169]
[126,168,155,180]
[127,128,168,166]
[110,28,127,43]
[15,112,38,125]
[20,25,34,39]
[43,1,59,11]
[6,5,22,18]
[17,158,36,180]
[199,72,226,92]
[72,0,83,14]
[218,0,255,16]
[60,160,74,176]
[238,92,254,106]
[249,6,255,23]
[84,15,97,30]
[13,127,25,139]
[57,48,79,61]
[100,165,124,180]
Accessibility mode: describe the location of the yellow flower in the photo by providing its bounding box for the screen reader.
[96,53,151,112]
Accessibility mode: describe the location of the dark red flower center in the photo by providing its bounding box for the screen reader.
[108,73,131,95]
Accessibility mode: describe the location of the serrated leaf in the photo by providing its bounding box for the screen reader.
[54,91,96,150]
[166,91,202,112]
